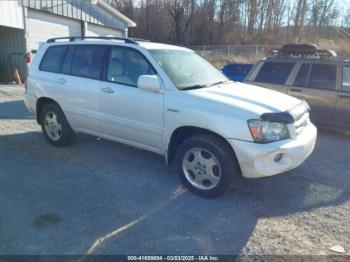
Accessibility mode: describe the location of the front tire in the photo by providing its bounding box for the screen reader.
[40,103,75,146]
[175,134,240,198]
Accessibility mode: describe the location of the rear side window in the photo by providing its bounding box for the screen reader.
[342,67,350,92]
[308,64,336,90]
[61,46,75,74]
[40,46,67,73]
[255,62,295,85]
[294,64,311,87]
[294,63,336,90]
[71,45,106,80]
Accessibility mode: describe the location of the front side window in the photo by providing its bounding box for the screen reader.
[71,45,106,80]
[342,66,350,92]
[149,49,227,90]
[40,46,67,73]
[255,62,295,85]
[107,47,156,86]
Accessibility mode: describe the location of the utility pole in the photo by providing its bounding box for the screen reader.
[80,0,87,38]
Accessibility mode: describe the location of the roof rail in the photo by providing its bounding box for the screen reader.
[46,36,139,45]
[130,37,150,42]
[268,43,337,59]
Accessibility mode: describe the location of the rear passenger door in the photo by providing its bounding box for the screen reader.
[288,63,337,125]
[247,61,295,94]
[332,66,350,128]
[54,45,107,132]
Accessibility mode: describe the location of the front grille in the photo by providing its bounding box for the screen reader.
[288,101,310,137]
[294,111,309,136]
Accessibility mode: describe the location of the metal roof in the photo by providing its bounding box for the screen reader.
[97,0,136,27]
[23,0,136,30]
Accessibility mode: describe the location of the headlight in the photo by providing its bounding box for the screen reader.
[248,120,290,143]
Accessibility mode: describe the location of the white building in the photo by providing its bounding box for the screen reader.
[0,0,136,81]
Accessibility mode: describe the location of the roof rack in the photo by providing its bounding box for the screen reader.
[268,43,337,59]
[46,36,139,45]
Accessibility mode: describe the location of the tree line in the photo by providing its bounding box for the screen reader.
[109,0,350,46]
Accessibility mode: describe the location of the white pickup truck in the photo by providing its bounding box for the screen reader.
[24,37,317,198]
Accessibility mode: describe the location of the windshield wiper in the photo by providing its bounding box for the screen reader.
[208,80,230,87]
[181,80,230,91]
[181,84,208,91]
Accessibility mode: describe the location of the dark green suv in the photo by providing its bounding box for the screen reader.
[245,44,350,130]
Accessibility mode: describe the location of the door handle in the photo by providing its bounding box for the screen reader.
[339,94,350,99]
[57,78,67,85]
[290,88,303,93]
[101,87,114,94]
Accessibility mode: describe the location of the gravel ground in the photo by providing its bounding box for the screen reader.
[0,85,349,256]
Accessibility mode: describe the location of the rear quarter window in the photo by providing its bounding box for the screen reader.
[255,62,295,85]
[39,46,67,73]
[342,66,350,92]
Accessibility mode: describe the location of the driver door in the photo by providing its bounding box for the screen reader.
[99,46,164,152]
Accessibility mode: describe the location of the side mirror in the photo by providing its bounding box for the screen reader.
[137,75,161,93]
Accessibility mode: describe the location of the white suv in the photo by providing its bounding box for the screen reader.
[24,37,317,198]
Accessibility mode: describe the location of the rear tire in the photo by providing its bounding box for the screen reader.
[40,103,75,146]
[175,134,240,198]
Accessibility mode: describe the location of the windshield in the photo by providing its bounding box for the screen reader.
[149,49,228,90]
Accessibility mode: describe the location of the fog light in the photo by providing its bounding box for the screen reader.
[274,153,283,162]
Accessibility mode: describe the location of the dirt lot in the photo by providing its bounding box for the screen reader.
[0,85,349,255]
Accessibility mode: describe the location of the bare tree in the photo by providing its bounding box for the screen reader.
[247,0,258,35]
[293,0,309,41]
[107,0,345,46]
[167,0,195,44]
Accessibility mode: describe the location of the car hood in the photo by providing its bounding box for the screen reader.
[187,81,301,116]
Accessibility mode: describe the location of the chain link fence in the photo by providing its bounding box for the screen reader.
[191,44,349,67]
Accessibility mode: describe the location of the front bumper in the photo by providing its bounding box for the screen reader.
[228,123,317,178]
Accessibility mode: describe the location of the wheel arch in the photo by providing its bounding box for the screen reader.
[36,97,60,124]
[166,126,238,166]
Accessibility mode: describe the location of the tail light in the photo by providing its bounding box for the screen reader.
[25,53,32,64]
